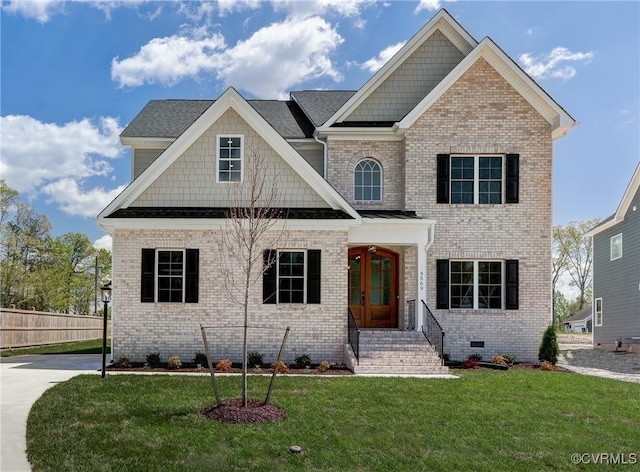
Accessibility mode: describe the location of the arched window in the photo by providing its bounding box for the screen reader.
[354,159,382,201]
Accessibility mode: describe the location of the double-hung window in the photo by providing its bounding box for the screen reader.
[141,248,199,303]
[217,135,243,182]
[594,298,603,326]
[263,249,321,305]
[437,259,519,310]
[610,233,622,260]
[438,154,519,204]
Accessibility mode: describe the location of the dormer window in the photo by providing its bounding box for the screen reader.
[217,135,243,182]
[354,159,382,202]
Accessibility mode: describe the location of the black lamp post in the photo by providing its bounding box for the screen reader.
[100,282,112,379]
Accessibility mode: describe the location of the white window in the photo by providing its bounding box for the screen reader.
[450,261,503,309]
[156,249,185,303]
[277,250,306,304]
[610,233,622,260]
[354,159,382,201]
[451,155,503,204]
[594,298,603,326]
[217,135,243,182]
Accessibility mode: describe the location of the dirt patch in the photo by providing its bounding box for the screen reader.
[201,398,285,424]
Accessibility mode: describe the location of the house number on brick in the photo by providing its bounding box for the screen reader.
[419,271,424,291]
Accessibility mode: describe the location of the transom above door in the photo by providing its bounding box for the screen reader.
[348,246,398,328]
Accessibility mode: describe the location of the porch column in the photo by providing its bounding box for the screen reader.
[416,244,427,330]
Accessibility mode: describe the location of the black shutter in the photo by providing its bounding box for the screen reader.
[141,249,155,303]
[505,260,519,310]
[437,154,450,204]
[263,250,277,304]
[505,154,519,203]
[185,249,199,303]
[307,250,321,304]
[436,259,449,309]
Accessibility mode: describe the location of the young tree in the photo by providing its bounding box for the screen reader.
[538,325,559,364]
[219,146,288,407]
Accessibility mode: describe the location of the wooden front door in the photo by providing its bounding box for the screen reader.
[348,247,398,328]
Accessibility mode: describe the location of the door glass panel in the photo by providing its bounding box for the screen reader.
[349,254,361,305]
[371,288,380,305]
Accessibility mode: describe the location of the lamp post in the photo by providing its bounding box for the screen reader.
[100,282,112,379]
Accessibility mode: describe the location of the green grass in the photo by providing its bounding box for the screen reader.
[27,371,639,471]
[0,338,109,357]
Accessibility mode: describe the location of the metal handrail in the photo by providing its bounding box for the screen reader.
[421,300,445,365]
[347,307,360,365]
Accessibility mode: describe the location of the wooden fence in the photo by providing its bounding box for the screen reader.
[0,308,103,349]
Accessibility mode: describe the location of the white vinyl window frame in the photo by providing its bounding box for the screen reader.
[594,298,603,327]
[450,155,505,205]
[354,158,383,202]
[450,260,504,310]
[216,134,244,183]
[276,249,307,305]
[610,233,622,260]
[155,249,185,303]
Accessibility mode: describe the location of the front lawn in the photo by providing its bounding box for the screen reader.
[28,371,639,471]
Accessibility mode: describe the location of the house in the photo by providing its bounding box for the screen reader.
[587,164,640,352]
[563,305,592,333]
[97,9,576,372]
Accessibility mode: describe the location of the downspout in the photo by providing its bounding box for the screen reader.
[313,133,328,179]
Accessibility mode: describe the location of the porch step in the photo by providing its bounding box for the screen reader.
[346,330,449,375]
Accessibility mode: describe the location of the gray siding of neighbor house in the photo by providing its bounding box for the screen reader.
[593,187,640,346]
[133,148,165,179]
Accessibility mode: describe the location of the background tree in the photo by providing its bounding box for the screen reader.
[553,219,599,312]
[219,147,288,407]
[551,225,569,326]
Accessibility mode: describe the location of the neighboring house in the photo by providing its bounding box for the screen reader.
[97,9,576,371]
[563,305,592,333]
[587,164,640,352]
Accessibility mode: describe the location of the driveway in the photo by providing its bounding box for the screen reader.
[0,354,101,472]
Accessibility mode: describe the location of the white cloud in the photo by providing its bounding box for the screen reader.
[361,41,406,73]
[518,47,594,81]
[41,178,126,218]
[0,115,124,194]
[415,0,441,13]
[111,33,227,87]
[1,0,64,23]
[93,234,113,252]
[273,0,374,19]
[111,16,344,98]
[218,0,261,16]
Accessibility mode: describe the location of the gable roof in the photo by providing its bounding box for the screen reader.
[587,162,640,236]
[396,37,577,139]
[564,305,593,323]
[99,87,360,221]
[321,9,477,129]
[290,90,356,127]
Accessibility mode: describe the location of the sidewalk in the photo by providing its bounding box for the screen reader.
[0,354,101,472]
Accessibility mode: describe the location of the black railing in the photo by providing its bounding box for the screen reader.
[347,307,360,365]
[421,300,445,365]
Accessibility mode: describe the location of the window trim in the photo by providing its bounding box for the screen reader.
[594,298,603,326]
[450,260,505,310]
[216,134,244,183]
[276,249,307,305]
[610,233,623,260]
[449,154,505,205]
[155,248,185,304]
[353,158,383,202]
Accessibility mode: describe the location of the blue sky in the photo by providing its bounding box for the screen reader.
[1,0,638,251]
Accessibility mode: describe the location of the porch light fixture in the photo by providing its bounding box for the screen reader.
[368,245,378,254]
[100,282,112,379]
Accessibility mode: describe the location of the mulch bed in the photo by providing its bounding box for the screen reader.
[106,362,354,375]
[201,398,285,424]
[447,361,570,372]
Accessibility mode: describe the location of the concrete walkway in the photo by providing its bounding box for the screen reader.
[0,354,101,472]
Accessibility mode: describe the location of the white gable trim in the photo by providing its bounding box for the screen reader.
[320,9,477,129]
[397,37,577,140]
[98,87,360,221]
[587,163,640,236]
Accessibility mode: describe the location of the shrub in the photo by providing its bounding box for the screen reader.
[442,352,451,362]
[462,358,479,369]
[491,355,509,365]
[295,353,312,368]
[540,360,556,371]
[247,351,263,367]
[167,355,182,369]
[115,357,132,368]
[192,352,208,367]
[468,353,482,362]
[317,360,331,373]
[538,325,559,365]
[498,353,518,364]
[216,359,232,372]
[270,360,289,374]
[146,352,161,367]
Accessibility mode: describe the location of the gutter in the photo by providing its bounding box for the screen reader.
[313,132,328,179]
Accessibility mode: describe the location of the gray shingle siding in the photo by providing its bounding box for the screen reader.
[592,187,640,346]
[133,148,164,179]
